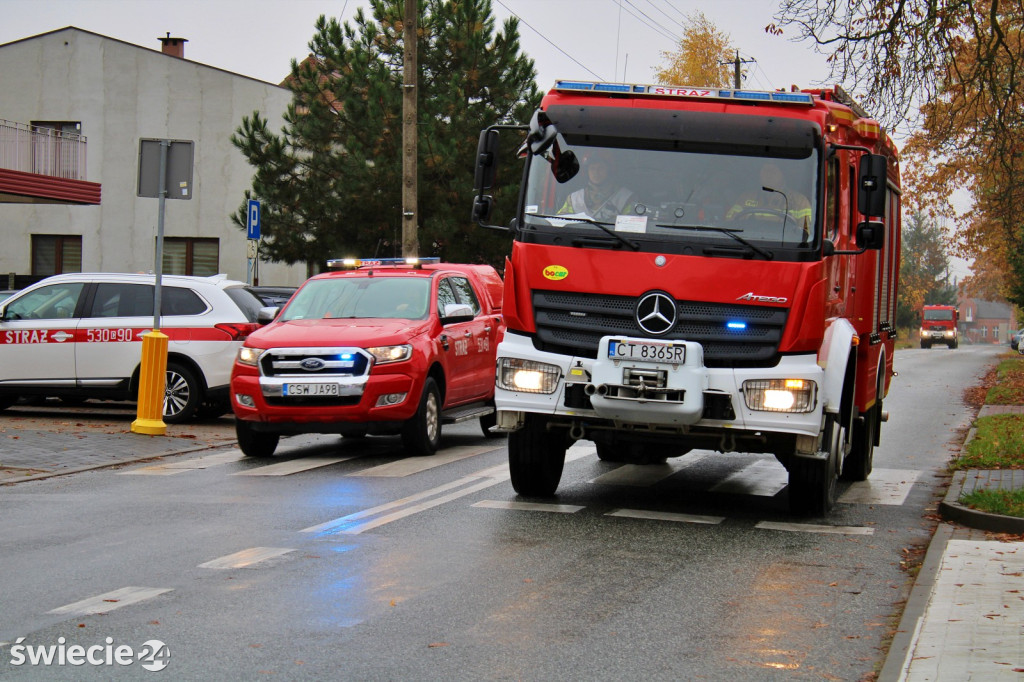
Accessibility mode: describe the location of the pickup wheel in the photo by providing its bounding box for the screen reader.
[402,377,441,456]
[235,419,279,458]
[788,413,840,516]
[163,362,201,424]
[508,414,567,497]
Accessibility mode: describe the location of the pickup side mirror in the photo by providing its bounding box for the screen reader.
[441,303,475,324]
[256,306,280,325]
[858,153,888,217]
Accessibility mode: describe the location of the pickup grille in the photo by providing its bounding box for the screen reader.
[259,348,371,378]
[532,290,787,367]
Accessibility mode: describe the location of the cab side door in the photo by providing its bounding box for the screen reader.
[0,281,87,386]
[436,277,479,405]
[75,283,154,387]
[447,275,498,402]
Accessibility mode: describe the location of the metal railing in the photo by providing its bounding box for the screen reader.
[0,119,88,180]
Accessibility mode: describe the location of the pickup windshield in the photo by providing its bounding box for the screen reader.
[522,144,819,255]
[279,277,431,321]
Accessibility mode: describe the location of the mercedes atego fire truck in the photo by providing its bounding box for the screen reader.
[472,80,901,515]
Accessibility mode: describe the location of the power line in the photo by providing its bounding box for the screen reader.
[494,0,604,81]
[616,0,679,43]
[639,0,686,32]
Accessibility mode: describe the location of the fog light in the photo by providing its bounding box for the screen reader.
[742,378,816,413]
[235,393,255,408]
[496,358,561,394]
[376,392,407,407]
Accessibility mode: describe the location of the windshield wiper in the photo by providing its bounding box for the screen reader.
[654,223,774,260]
[525,213,640,251]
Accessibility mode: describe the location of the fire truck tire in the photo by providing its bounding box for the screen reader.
[788,414,840,516]
[843,405,877,481]
[948,340,958,349]
[920,341,930,349]
[402,377,442,456]
[508,414,566,497]
[162,363,201,424]
[0,395,16,411]
[235,419,279,458]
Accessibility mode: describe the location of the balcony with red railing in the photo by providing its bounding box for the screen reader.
[0,119,101,204]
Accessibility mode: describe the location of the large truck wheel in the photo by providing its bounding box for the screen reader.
[236,419,279,458]
[508,414,567,497]
[920,341,930,349]
[842,403,878,481]
[788,413,840,516]
[402,377,442,456]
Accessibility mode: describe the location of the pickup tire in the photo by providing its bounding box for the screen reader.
[788,413,840,516]
[163,362,201,424]
[402,377,441,456]
[236,419,280,458]
[508,414,567,497]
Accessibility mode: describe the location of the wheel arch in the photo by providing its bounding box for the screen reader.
[130,352,209,397]
[819,317,857,415]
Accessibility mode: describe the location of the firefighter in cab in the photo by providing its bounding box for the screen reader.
[558,149,638,222]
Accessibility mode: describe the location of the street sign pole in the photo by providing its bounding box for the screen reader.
[247,199,261,286]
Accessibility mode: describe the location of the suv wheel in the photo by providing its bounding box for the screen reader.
[163,362,201,424]
[402,377,441,456]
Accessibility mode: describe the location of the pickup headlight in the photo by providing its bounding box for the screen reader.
[742,378,816,413]
[497,358,561,394]
[237,347,262,366]
[368,344,412,364]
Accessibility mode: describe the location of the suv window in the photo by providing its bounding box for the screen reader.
[84,284,208,318]
[225,286,263,322]
[4,282,85,320]
[162,287,208,316]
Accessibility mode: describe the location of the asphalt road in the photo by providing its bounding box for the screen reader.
[0,344,1002,680]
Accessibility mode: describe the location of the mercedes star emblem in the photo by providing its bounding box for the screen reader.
[636,292,677,335]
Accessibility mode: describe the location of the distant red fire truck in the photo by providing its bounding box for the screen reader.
[473,80,901,515]
[919,304,958,349]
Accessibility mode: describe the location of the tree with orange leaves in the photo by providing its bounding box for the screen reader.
[654,11,733,88]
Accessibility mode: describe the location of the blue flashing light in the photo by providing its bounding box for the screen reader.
[593,83,633,93]
[339,353,353,360]
[733,91,772,102]
[554,81,595,91]
[771,92,814,104]
[726,321,748,331]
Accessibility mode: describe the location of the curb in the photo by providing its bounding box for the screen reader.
[939,469,1024,534]
[0,441,231,486]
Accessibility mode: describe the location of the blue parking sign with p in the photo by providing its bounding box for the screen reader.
[247,199,261,240]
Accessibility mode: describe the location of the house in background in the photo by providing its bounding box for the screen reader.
[0,27,306,288]
[959,297,1017,344]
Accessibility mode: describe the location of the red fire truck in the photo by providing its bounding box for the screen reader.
[472,80,901,515]
[919,304,958,349]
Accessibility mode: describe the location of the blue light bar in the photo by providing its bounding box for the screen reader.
[326,257,441,269]
[551,80,815,106]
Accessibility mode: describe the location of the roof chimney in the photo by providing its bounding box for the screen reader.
[159,32,187,58]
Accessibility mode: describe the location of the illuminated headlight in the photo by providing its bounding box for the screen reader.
[743,379,816,413]
[368,344,412,364]
[497,358,561,394]
[237,347,262,366]
[919,329,929,338]
[945,330,955,337]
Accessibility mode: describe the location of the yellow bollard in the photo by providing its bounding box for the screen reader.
[131,330,169,435]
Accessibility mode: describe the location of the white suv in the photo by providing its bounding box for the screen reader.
[0,273,263,423]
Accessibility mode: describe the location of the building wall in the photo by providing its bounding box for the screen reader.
[0,28,307,286]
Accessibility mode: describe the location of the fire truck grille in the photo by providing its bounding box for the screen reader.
[532,291,788,368]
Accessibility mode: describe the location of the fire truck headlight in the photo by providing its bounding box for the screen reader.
[237,347,262,366]
[368,344,412,364]
[919,329,929,338]
[497,358,561,394]
[742,379,816,413]
[945,330,955,337]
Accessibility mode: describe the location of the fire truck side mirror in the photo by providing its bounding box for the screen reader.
[474,129,499,193]
[527,109,558,155]
[855,221,885,250]
[472,195,495,223]
[857,154,888,217]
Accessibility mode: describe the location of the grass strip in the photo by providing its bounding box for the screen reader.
[959,488,1024,518]
[955,414,1024,470]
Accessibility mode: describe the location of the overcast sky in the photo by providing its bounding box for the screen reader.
[1,0,833,92]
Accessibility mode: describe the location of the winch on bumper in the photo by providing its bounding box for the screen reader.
[494,332,824,439]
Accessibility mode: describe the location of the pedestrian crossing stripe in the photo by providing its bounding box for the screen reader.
[48,587,173,616]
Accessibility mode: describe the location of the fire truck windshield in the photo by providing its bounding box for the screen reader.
[522,144,820,257]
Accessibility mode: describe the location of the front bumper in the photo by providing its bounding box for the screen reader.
[494,332,824,438]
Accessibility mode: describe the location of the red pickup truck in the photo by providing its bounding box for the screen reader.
[230,258,504,457]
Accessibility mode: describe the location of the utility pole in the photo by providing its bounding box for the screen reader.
[401,0,418,257]
[726,50,755,88]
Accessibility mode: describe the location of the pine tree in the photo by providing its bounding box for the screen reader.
[231,0,541,271]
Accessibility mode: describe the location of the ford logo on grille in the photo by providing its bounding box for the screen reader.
[636,292,677,336]
[300,358,326,371]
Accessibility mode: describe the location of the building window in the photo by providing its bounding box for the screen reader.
[981,325,988,339]
[32,235,82,276]
[162,238,219,276]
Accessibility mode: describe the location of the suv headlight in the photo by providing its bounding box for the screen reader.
[237,347,262,366]
[368,344,412,364]
[742,378,816,413]
[497,358,561,394]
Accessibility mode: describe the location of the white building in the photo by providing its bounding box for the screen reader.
[0,27,306,287]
